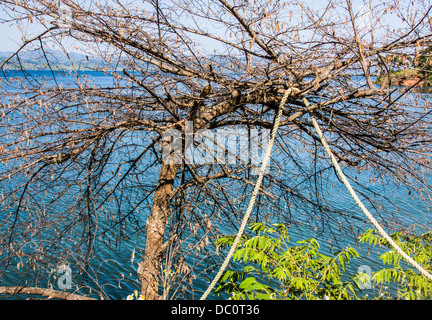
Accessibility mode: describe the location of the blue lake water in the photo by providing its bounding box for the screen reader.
[0,70,431,300]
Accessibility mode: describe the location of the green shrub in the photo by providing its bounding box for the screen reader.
[215,223,432,300]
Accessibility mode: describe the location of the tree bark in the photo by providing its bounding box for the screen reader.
[138,142,179,300]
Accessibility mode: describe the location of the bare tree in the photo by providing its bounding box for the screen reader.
[0,0,432,300]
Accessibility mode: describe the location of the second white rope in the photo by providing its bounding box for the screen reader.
[304,97,432,282]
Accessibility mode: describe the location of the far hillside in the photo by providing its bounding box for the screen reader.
[375,46,432,87]
[0,49,110,71]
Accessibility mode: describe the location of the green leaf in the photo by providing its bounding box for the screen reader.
[220,270,234,283]
[338,255,346,271]
[273,267,290,281]
[250,222,267,233]
[254,293,272,300]
[291,277,306,290]
[239,277,256,290]
[244,265,258,273]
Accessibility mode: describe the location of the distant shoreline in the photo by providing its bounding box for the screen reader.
[375,69,432,88]
[2,67,431,93]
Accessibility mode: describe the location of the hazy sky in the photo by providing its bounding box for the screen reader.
[0,13,23,52]
[0,0,417,54]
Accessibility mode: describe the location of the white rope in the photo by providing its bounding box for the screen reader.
[199,87,296,300]
[200,90,431,301]
[303,97,432,282]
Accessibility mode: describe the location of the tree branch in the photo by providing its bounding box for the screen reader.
[0,286,96,300]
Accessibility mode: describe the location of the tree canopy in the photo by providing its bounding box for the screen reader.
[0,0,432,300]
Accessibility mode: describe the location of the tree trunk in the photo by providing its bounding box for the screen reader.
[138,154,179,300]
